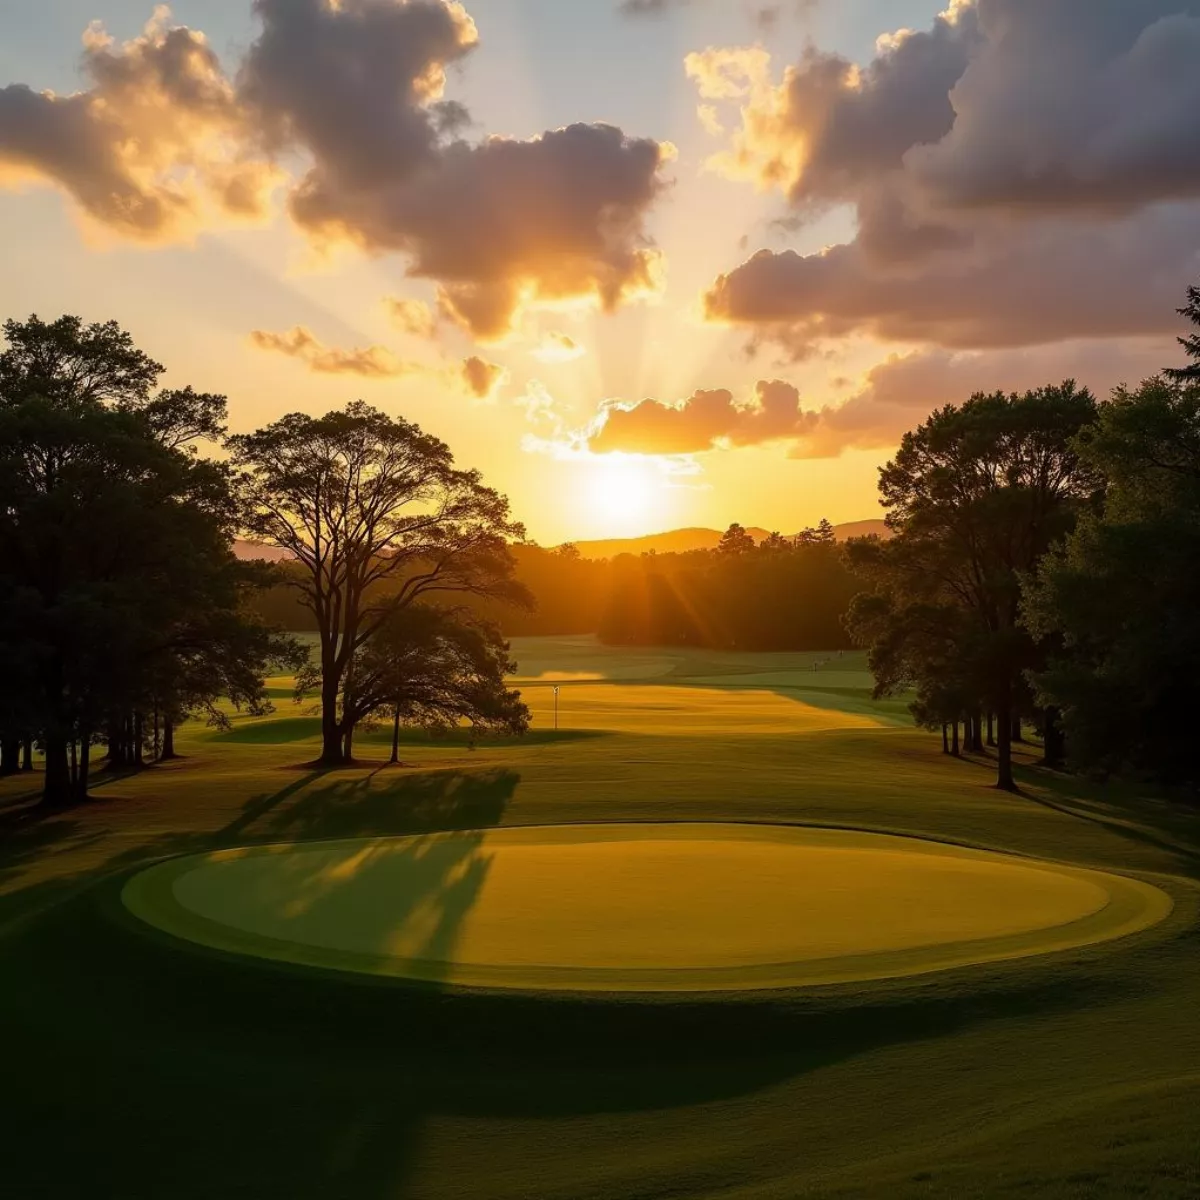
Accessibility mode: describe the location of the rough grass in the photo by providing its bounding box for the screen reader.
[2,635,1200,1198]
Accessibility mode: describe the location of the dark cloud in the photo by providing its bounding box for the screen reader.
[1,2,672,337]
[908,1,1200,213]
[705,204,1200,354]
[589,379,816,455]
[698,0,1200,354]
[242,0,671,339]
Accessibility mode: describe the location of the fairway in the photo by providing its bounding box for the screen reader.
[123,824,1170,991]
[5,637,1200,1199]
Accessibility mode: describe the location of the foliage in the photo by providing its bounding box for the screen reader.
[229,401,529,765]
[1026,377,1200,785]
[0,314,293,803]
[1164,284,1200,382]
[299,604,530,760]
[848,383,1100,788]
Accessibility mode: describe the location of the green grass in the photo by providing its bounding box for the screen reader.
[2,635,1200,1198]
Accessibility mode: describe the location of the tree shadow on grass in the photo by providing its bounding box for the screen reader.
[1014,767,1200,877]
[209,715,603,748]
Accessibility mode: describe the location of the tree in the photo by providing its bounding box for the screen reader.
[301,605,529,763]
[1026,376,1200,785]
[1165,284,1200,382]
[0,314,296,804]
[717,523,756,555]
[853,384,1099,790]
[229,402,529,766]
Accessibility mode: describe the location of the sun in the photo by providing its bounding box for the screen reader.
[578,455,664,536]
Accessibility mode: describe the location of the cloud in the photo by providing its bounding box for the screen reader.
[1,2,673,335]
[704,203,1200,354]
[461,354,506,399]
[385,296,437,339]
[588,379,817,455]
[0,7,276,241]
[906,2,1200,214]
[249,326,428,378]
[696,1,1200,354]
[618,0,687,15]
[243,1,672,339]
[792,337,1179,458]
[532,331,585,362]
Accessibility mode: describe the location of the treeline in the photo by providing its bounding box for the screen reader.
[0,317,300,805]
[0,316,529,805]
[250,520,858,652]
[594,522,857,650]
[847,284,1200,792]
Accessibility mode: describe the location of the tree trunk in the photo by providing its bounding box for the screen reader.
[986,712,995,747]
[132,712,145,768]
[1011,714,1024,743]
[160,717,178,760]
[342,723,354,764]
[76,733,91,803]
[318,675,346,765]
[0,737,19,776]
[391,706,401,764]
[1041,706,1066,769]
[941,724,949,754]
[104,712,120,766]
[41,732,73,807]
[22,737,32,771]
[951,720,960,757]
[966,710,982,753]
[69,737,78,786]
[996,698,1016,791]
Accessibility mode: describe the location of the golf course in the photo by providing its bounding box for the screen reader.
[3,637,1199,1198]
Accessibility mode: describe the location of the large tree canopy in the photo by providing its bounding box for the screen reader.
[0,314,293,805]
[849,383,1100,789]
[229,401,529,766]
[1026,376,1200,785]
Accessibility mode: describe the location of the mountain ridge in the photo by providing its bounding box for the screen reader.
[233,520,890,563]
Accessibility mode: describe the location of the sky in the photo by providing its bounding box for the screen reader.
[1,0,1198,544]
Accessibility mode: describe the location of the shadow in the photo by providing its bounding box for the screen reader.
[254,768,520,841]
[210,716,602,749]
[1016,768,1200,876]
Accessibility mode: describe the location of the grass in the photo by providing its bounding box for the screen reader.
[121,824,1169,992]
[2,635,1200,1197]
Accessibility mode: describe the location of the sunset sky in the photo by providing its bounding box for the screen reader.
[1,0,1197,543]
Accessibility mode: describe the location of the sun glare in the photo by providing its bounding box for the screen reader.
[579,455,663,536]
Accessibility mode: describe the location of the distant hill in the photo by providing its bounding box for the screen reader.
[235,520,891,565]
[561,521,889,560]
[829,519,890,542]
[233,540,291,562]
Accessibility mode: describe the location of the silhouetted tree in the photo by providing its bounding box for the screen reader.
[1026,375,1200,785]
[717,523,756,555]
[1165,285,1200,382]
[853,384,1099,790]
[0,315,296,804]
[299,605,529,763]
[230,402,529,766]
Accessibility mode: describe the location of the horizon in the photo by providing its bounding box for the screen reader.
[3,1,1195,542]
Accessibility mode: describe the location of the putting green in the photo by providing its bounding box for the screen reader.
[122,824,1171,992]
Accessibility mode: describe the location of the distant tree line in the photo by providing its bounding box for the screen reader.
[594,521,857,651]
[847,285,1200,792]
[0,317,529,804]
[251,519,859,653]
